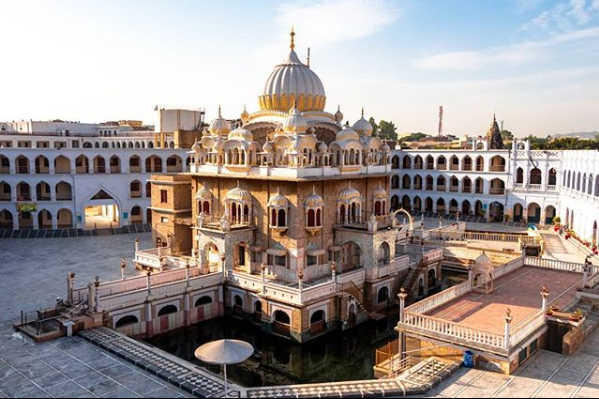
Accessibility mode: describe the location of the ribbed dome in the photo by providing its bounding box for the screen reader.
[373,182,387,200]
[336,123,360,142]
[283,104,309,134]
[305,187,324,208]
[353,108,373,136]
[381,142,391,152]
[209,106,231,136]
[228,125,253,141]
[226,183,251,203]
[268,188,289,208]
[338,183,362,202]
[259,30,326,112]
[195,186,212,200]
[318,141,328,152]
[240,105,250,122]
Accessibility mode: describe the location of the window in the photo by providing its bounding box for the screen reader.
[307,255,318,266]
[161,217,168,223]
[268,254,287,267]
[518,348,528,365]
[72,141,79,148]
[160,190,168,203]
[130,181,140,191]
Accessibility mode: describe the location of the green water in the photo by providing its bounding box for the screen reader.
[147,270,467,387]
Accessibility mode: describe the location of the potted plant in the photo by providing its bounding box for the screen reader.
[593,246,598,255]
[550,304,560,313]
[585,241,591,248]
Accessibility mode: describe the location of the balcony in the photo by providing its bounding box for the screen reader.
[449,186,459,193]
[489,188,505,195]
[437,165,447,171]
[56,193,73,201]
[36,194,51,201]
[436,185,446,191]
[0,194,11,201]
[0,167,8,174]
[490,166,506,172]
[195,212,254,232]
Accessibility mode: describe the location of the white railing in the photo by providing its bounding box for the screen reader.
[524,257,592,274]
[402,313,506,350]
[528,184,542,191]
[405,280,471,315]
[428,231,523,243]
[509,309,546,347]
[494,256,525,279]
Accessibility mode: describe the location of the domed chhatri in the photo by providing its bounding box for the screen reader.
[228,125,254,141]
[373,182,388,200]
[191,139,202,154]
[195,185,212,200]
[283,103,309,134]
[259,28,326,113]
[268,188,289,208]
[338,182,362,202]
[335,122,360,142]
[305,186,325,208]
[353,108,373,136]
[209,106,231,136]
[226,182,251,202]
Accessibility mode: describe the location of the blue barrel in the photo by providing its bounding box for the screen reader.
[463,351,474,368]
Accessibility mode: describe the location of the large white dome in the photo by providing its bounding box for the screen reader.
[258,31,326,113]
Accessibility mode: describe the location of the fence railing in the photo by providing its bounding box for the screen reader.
[509,309,546,347]
[402,313,506,350]
[405,280,471,315]
[524,256,593,274]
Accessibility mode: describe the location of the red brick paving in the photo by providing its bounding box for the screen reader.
[427,267,582,334]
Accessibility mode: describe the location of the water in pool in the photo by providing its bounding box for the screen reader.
[146,270,467,387]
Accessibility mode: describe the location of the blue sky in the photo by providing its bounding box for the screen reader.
[1,0,599,137]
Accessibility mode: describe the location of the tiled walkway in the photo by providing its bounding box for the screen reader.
[426,328,599,398]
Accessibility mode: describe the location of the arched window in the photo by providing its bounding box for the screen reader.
[195,296,212,307]
[377,287,389,304]
[115,315,139,329]
[158,305,178,317]
[529,168,542,185]
[402,156,411,169]
[516,168,524,184]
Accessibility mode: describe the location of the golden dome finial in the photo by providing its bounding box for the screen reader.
[218,105,222,118]
[290,26,295,50]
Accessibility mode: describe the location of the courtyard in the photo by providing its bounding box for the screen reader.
[0,233,191,398]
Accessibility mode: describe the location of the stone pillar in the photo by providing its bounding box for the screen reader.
[145,269,154,337]
[135,238,140,255]
[504,308,513,349]
[66,273,75,304]
[32,211,39,230]
[88,283,96,313]
[467,264,474,287]
[298,270,304,291]
[541,286,549,312]
[398,288,408,360]
[94,277,101,313]
[120,259,127,281]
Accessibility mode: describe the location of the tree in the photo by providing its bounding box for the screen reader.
[500,129,513,142]
[378,120,398,141]
[369,117,378,136]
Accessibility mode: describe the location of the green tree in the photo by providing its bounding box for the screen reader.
[378,120,398,141]
[368,117,378,137]
[500,129,513,142]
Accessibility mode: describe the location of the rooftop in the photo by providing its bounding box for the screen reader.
[427,266,581,334]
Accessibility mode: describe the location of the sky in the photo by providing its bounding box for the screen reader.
[1,0,599,137]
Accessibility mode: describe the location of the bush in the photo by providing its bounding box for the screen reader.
[552,216,561,225]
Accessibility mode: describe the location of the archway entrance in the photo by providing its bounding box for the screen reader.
[84,190,120,229]
[489,202,504,222]
[527,203,541,224]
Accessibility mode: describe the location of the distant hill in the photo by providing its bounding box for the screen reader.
[554,131,599,139]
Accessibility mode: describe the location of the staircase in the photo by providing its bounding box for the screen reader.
[341,281,385,320]
[399,255,426,296]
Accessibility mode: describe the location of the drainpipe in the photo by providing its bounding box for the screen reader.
[541,286,549,313]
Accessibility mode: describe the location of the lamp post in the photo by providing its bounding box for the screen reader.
[504,308,513,349]
[541,286,550,313]
[398,287,408,361]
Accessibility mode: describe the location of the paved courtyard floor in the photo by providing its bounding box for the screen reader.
[0,233,190,398]
[425,327,599,398]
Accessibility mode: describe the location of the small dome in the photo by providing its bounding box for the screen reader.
[283,103,309,134]
[268,188,289,208]
[335,123,360,142]
[263,141,273,153]
[209,106,231,136]
[318,141,328,152]
[334,105,344,123]
[373,182,388,200]
[228,125,254,141]
[226,183,251,203]
[305,187,324,208]
[240,105,250,122]
[338,182,362,202]
[381,142,391,152]
[191,139,202,154]
[353,108,373,136]
[195,186,212,200]
[474,253,492,269]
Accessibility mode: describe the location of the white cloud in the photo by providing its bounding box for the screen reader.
[275,0,400,46]
[520,0,599,32]
[414,27,599,71]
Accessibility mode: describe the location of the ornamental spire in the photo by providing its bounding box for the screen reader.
[361,107,365,118]
[290,27,295,50]
[218,105,222,118]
